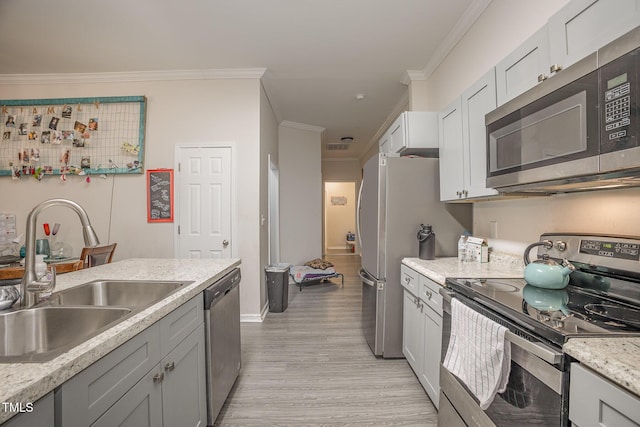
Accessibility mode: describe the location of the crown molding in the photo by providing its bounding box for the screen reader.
[279,120,325,134]
[400,0,493,86]
[0,68,267,85]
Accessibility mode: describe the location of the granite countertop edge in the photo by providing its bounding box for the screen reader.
[0,257,240,423]
[564,337,640,397]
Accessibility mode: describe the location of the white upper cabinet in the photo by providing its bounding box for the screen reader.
[496,0,640,106]
[382,111,438,156]
[548,0,640,71]
[461,69,499,199]
[438,99,464,201]
[378,130,390,154]
[496,25,550,106]
[439,69,498,201]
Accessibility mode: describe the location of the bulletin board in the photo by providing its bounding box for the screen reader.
[147,169,174,222]
[0,96,146,177]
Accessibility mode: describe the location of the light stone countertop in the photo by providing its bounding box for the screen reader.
[0,258,240,424]
[564,337,640,397]
[402,253,525,285]
[403,255,640,398]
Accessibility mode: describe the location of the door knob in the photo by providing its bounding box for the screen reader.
[223,240,229,247]
[153,372,164,384]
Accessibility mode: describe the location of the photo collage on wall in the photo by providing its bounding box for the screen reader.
[0,96,145,179]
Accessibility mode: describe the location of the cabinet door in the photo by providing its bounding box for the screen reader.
[161,323,207,427]
[402,290,423,374]
[461,68,499,199]
[419,304,442,409]
[59,324,161,426]
[570,362,640,427]
[496,25,550,106]
[91,368,163,427]
[3,393,54,427]
[438,99,464,201]
[388,114,406,154]
[548,0,640,70]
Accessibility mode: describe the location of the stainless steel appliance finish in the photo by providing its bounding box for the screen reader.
[438,233,640,426]
[486,26,640,193]
[203,268,241,426]
[357,153,468,357]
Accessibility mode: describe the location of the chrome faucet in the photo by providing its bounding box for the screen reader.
[20,199,100,308]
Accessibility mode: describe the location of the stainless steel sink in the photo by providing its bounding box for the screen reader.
[0,280,189,362]
[0,306,132,362]
[46,280,187,309]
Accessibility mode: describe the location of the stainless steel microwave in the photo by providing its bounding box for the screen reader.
[486,26,640,193]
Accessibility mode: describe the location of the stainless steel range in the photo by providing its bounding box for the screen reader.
[438,233,640,427]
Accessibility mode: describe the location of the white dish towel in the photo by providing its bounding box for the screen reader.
[443,298,512,410]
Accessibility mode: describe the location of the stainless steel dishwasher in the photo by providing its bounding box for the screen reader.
[203,268,241,426]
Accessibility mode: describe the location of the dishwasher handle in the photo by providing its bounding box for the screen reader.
[203,268,241,310]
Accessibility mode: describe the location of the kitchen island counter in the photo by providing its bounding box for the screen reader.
[0,257,240,424]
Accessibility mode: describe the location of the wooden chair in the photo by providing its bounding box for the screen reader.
[77,243,117,270]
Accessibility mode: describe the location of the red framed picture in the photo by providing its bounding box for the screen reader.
[147,169,174,222]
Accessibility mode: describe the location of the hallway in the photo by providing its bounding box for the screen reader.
[215,255,437,426]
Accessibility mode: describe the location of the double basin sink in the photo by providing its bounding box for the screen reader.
[0,280,189,362]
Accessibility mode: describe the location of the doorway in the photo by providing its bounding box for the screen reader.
[323,181,357,256]
[268,155,280,265]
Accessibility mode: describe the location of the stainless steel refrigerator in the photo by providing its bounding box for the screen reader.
[357,154,470,358]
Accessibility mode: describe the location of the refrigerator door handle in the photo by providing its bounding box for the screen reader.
[356,181,364,250]
[358,268,376,287]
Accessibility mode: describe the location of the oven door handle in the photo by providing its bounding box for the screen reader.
[439,287,563,365]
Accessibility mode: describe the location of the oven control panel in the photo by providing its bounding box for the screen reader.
[538,233,640,272]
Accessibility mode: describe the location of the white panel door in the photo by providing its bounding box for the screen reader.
[177,146,232,259]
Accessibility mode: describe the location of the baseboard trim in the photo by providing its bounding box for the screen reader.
[240,302,269,322]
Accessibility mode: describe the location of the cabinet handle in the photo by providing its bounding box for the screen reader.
[404,276,410,283]
[153,372,164,384]
[537,74,548,82]
[419,302,424,313]
[462,190,468,197]
[456,191,461,196]
[165,361,175,372]
[550,64,563,74]
[425,290,432,300]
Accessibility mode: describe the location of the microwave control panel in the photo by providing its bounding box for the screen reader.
[600,47,638,153]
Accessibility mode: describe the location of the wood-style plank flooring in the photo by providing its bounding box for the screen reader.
[215,255,437,426]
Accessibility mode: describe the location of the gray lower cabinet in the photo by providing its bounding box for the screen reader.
[2,392,54,427]
[569,362,640,427]
[58,295,206,427]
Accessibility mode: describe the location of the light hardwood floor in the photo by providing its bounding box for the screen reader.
[215,255,437,426]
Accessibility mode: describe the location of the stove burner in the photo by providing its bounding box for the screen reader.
[584,303,640,329]
[466,279,518,292]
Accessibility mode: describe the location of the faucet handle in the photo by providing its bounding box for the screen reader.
[27,266,56,293]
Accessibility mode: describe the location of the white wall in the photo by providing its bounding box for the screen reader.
[279,123,322,265]
[0,76,267,317]
[324,182,356,250]
[409,0,640,254]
